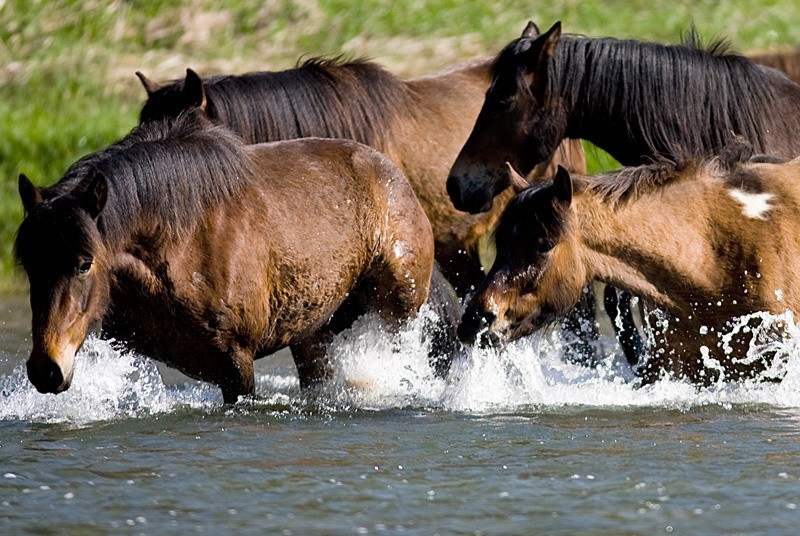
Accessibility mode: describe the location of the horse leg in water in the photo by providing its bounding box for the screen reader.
[290,296,369,389]
[218,345,256,404]
[422,262,466,377]
[560,285,600,363]
[604,287,644,367]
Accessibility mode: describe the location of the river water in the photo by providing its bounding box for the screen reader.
[2,295,800,534]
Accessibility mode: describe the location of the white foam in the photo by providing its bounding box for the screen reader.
[3,307,800,424]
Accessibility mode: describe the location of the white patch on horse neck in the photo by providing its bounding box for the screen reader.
[728,188,774,220]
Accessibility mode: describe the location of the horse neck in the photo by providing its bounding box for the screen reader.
[402,58,491,153]
[571,183,716,313]
[396,59,496,241]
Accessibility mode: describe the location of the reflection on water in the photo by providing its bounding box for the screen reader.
[3,294,800,425]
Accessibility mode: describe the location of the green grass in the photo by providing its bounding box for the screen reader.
[2,0,799,292]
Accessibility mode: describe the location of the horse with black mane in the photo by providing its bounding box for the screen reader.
[135,57,586,294]
[459,146,800,385]
[16,111,439,403]
[447,21,800,213]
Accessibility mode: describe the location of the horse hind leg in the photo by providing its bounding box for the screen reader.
[217,346,256,404]
[421,262,466,378]
[290,296,370,389]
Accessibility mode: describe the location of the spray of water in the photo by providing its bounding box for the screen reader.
[3,307,800,424]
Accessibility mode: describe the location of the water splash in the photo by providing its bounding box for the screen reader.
[3,307,800,424]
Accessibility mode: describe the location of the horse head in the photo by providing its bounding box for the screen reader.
[447,21,567,214]
[16,173,111,394]
[458,166,585,346]
[137,68,207,122]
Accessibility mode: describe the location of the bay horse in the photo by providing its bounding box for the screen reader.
[447,21,800,214]
[16,112,438,403]
[135,57,586,294]
[459,147,800,385]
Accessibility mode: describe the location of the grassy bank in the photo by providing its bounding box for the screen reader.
[2,0,799,292]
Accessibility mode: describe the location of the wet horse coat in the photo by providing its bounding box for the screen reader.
[460,151,800,384]
[16,113,435,403]
[136,58,586,293]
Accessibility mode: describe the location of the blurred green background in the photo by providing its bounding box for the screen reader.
[2,0,799,292]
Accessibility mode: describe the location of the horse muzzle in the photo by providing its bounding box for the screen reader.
[446,174,495,214]
[458,307,504,348]
[26,355,73,394]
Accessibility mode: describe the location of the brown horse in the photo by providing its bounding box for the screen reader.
[460,147,800,384]
[135,58,586,294]
[447,21,800,214]
[16,112,437,403]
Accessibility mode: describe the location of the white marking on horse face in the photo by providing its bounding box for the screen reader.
[728,189,774,220]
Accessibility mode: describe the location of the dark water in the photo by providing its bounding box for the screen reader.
[2,296,800,534]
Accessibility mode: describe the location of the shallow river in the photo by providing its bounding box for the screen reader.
[2,296,800,534]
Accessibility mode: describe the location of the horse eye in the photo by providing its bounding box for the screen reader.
[536,240,555,254]
[494,98,513,112]
[77,259,93,275]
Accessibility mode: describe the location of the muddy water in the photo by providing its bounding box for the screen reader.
[2,296,800,534]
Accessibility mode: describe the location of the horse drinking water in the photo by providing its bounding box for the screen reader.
[460,149,800,384]
[16,112,436,403]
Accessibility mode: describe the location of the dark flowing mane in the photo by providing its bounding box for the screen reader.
[199,57,414,147]
[512,32,782,159]
[46,111,253,243]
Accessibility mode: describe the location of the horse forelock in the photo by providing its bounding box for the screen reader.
[201,56,412,148]
[495,182,569,246]
[43,112,253,246]
[547,34,779,157]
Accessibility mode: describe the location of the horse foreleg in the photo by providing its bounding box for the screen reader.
[604,287,645,367]
[560,285,600,364]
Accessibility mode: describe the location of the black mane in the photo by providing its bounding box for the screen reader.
[548,34,778,159]
[196,57,413,148]
[491,30,785,163]
[43,111,253,244]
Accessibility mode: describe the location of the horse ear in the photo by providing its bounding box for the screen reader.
[551,165,572,207]
[183,68,207,112]
[79,172,108,220]
[18,173,42,214]
[505,162,530,194]
[521,21,541,39]
[135,71,162,95]
[524,21,561,70]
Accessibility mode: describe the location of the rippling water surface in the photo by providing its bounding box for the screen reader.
[2,296,800,534]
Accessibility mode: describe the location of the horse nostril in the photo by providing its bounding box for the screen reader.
[26,358,66,394]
